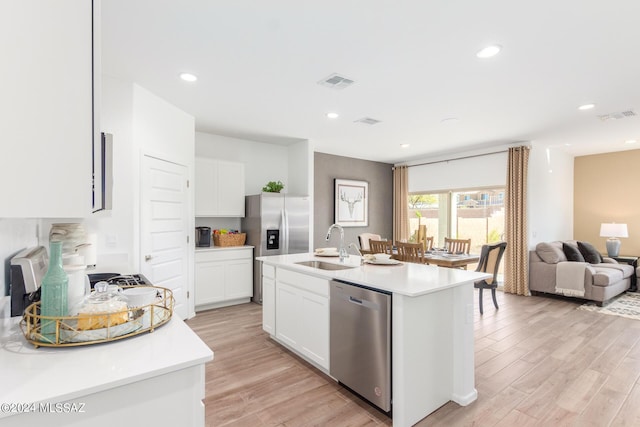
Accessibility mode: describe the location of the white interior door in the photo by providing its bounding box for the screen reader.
[141,155,189,319]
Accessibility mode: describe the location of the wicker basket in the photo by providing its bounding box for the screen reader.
[213,233,247,247]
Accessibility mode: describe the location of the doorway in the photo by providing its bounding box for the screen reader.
[140,155,190,319]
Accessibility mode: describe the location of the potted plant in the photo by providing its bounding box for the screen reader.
[262,181,284,193]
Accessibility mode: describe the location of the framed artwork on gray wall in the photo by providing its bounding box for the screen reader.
[334,179,368,227]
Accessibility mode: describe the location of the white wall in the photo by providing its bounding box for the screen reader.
[288,140,312,196]
[132,84,195,275]
[195,132,289,195]
[82,75,135,271]
[82,79,196,277]
[528,144,574,247]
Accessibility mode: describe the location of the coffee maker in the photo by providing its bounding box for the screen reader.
[10,246,48,317]
[196,227,212,247]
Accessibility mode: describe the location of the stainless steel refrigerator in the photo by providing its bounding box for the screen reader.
[242,193,310,303]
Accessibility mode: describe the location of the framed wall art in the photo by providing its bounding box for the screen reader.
[334,179,368,227]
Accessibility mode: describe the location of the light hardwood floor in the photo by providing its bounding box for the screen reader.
[186,290,640,426]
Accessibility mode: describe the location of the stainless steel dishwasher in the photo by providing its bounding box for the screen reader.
[330,279,391,412]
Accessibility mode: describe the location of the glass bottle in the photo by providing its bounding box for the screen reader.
[40,241,69,343]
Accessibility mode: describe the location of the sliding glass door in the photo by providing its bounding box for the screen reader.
[409,188,505,255]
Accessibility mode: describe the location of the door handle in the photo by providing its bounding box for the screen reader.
[145,255,152,261]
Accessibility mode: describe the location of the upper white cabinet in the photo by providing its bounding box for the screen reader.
[194,158,245,217]
[0,1,94,218]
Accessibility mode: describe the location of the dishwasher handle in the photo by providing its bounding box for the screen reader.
[349,296,363,304]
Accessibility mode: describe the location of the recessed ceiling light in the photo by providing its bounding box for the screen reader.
[441,117,460,124]
[326,112,339,119]
[476,45,501,58]
[625,139,637,144]
[578,103,595,110]
[179,73,197,82]
[400,144,410,148]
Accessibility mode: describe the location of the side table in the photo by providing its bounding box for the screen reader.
[609,255,638,292]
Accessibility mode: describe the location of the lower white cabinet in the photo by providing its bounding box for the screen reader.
[272,267,329,370]
[262,264,276,335]
[195,247,253,310]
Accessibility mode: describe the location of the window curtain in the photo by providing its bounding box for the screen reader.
[393,165,409,243]
[504,146,530,295]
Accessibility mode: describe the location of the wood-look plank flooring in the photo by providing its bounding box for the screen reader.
[186,290,640,426]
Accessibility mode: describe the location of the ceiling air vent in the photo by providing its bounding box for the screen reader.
[597,110,637,121]
[354,117,381,125]
[317,73,355,90]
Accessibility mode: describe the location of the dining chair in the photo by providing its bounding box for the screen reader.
[444,237,471,254]
[358,233,382,254]
[422,236,434,251]
[368,239,393,256]
[474,241,507,314]
[395,242,425,264]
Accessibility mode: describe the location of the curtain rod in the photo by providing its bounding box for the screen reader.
[393,149,510,169]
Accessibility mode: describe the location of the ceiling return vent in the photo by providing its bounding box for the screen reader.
[317,73,355,90]
[598,110,636,121]
[354,117,381,125]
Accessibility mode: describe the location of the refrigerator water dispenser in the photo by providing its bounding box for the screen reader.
[266,229,279,250]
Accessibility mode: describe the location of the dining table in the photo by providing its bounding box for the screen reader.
[423,252,480,269]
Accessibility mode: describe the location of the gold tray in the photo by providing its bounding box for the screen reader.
[21,286,174,348]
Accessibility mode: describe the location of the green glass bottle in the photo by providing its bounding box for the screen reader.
[40,241,68,343]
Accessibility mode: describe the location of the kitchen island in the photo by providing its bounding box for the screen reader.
[257,253,490,427]
[0,316,213,427]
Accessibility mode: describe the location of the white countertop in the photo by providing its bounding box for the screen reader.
[257,253,491,297]
[195,245,254,252]
[0,316,213,418]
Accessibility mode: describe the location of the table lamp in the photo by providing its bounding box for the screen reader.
[599,223,628,257]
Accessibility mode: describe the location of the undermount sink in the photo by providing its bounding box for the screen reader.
[295,260,356,271]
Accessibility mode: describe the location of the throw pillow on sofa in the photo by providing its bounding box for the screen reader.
[577,241,603,264]
[562,243,585,262]
[535,242,566,263]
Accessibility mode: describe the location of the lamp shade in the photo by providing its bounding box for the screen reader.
[599,223,629,238]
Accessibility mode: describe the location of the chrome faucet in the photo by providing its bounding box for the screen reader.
[348,242,362,257]
[326,224,348,262]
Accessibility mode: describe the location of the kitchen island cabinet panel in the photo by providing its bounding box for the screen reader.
[262,276,276,335]
[274,268,330,370]
[275,282,301,349]
[0,0,93,218]
[258,253,488,427]
[299,289,330,368]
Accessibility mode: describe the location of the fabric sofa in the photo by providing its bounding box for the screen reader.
[529,240,633,305]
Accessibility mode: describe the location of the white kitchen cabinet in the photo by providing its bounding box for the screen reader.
[194,247,253,310]
[274,267,329,370]
[262,264,276,335]
[194,158,245,217]
[0,1,94,218]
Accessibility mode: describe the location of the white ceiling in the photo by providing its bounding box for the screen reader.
[101,0,640,164]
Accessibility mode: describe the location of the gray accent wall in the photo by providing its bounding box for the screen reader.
[314,152,393,250]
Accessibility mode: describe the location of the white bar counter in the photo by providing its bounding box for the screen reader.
[0,316,213,426]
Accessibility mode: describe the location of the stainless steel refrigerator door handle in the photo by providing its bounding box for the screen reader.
[282,208,289,254]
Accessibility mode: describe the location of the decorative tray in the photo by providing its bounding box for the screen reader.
[21,286,174,348]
